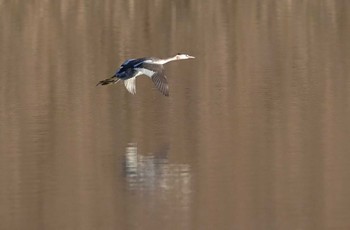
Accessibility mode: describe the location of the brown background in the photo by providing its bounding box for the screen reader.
[1,1,350,230]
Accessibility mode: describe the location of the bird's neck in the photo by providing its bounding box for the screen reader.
[144,56,178,65]
[158,56,178,64]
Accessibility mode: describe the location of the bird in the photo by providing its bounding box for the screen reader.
[96,53,195,96]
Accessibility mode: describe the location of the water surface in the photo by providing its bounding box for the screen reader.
[1,1,350,230]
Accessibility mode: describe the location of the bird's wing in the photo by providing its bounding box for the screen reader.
[124,77,137,94]
[122,58,146,67]
[117,58,146,75]
[121,59,135,66]
[151,72,169,96]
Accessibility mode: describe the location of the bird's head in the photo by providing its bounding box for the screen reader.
[175,53,195,60]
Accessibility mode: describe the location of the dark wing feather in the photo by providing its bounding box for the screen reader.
[117,58,146,75]
[151,72,169,96]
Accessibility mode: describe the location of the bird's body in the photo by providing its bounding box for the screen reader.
[97,53,194,96]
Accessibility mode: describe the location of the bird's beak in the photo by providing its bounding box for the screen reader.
[188,55,195,59]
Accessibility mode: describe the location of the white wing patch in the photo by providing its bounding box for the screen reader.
[124,77,137,94]
[134,68,155,78]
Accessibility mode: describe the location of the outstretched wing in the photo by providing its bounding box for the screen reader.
[124,77,137,94]
[151,72,169,96]
[134,63,169,96]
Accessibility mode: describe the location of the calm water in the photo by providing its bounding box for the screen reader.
[1,1,350,230]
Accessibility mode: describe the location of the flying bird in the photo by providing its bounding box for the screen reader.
[96,53,195,96]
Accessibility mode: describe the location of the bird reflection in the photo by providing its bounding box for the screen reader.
[122,143,192,228]
[122,143,191,196]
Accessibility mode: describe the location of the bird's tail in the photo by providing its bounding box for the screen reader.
[96,77,120,86]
